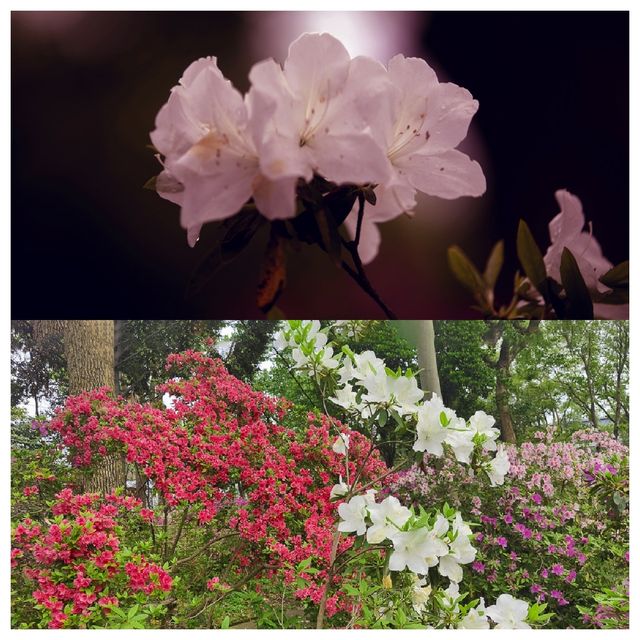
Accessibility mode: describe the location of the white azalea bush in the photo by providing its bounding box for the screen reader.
[274,320,552,629]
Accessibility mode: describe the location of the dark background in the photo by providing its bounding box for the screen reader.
[11,11,629,319]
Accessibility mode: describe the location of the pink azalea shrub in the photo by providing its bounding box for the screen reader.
[11,490,171,629]
[388,426,628,628]
[12,351,387,627]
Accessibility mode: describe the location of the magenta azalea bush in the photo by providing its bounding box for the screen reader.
[389,426,629,628]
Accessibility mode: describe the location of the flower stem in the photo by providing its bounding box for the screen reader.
[339,194,397,319]
[316,527,342,629]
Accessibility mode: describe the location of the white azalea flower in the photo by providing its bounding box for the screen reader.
[433,513,450,537]
[487,445,511,487]
[438,514,476,583]
[438,533,476,583]
[332,432,350,456]
[469,410,499,451]
[330,384,359,411]
[413,394,452,455]
[444,422,475,464]
[387,375,424,415]
[318,346,340,370]
[458,598,489,629]
[485,594,531,629]
[330,476,349,499]
[337,357,357,386]
[291,347,310,369]
[359,370,390,405]
[366,496,411,544]
[337,495,368,535]
[388,527,447,575]
[352,350,386,379]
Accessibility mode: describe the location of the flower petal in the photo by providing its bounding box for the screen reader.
[343,210,381,265]
[422,82,479,154]
[252,175,298,220]
[311,131,391,185]
[398,148,486,199]
[283,33,351,105]
[174,163,255,229]
[549,189,586,244]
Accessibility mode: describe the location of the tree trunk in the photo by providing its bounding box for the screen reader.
[64,321,124,495]
[495,339,517,443]
[415,320,442,398]
[64,321,115,394]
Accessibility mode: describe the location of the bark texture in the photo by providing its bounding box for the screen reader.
[65,321,124,494]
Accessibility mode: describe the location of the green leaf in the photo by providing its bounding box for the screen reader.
[599,261,629,288]
[483,240,504,289]
[127,604,139,619]
[447,245,485,294]
[516,220,549,296]
[560,248,594,319]
[377,408,389,429]
[186,211,265,298]
[143,175,157,191]
[221,616,231,629]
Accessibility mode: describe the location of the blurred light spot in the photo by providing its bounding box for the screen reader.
[248,11,428,64]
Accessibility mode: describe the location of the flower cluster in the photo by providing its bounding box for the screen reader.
[338,495,477,585]
[150,32,485,257]
[275,320,510,485]
[11,490,171,629]
[389,426,628,627]
[40,351,387,617]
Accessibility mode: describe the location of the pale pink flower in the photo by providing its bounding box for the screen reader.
[345,53,485,262]
[150,57,297,246]
[544,189,613,292]
[247,33,391,186]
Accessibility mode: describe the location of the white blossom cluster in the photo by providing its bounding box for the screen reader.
[439,583,532,629]
[337,494,476,584]
[274,320,511,487]
[274,320,533,629]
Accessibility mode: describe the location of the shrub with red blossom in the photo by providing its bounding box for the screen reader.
[13,351,387,627]
[11,490,171,629]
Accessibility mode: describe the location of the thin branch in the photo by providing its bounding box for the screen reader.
[171,532,240,570]
[340,260,397,320]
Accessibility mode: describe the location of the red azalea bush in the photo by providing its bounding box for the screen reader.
[11,490,171,629]
[12,351,387,628]
[388,427,629,628]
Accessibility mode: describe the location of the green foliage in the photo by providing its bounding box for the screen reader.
[434,321,493,418]
[224,320,277,382]
[117,320,225,400]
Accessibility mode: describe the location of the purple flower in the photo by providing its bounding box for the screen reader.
[472,561,485,573]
